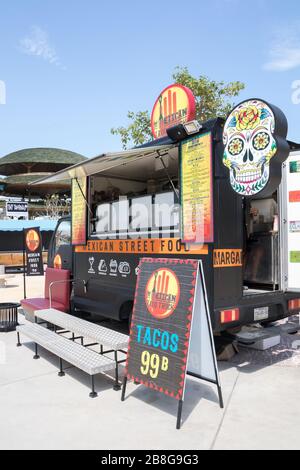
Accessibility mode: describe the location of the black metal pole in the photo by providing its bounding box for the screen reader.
[176,400,183,430]
[217,385,224,409]
[16,332,21,347]
[89,375,98,398]
[22,229,26,299]
[33,343,40,360]
[58,358,65,377]
[121,376,127,401]
[113,350,121,391]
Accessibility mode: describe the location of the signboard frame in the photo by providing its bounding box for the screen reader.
[180,132,214,244]
[23,227,44,278]
[121,257,222,429]
[222,98,289,198]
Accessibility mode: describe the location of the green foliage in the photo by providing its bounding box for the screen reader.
[111,67,245,149]
[111,111,153,150]
[172,67,245,122]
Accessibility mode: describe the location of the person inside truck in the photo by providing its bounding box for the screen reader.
[244,194,278,238]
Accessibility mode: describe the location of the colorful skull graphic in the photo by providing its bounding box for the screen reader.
[223,99,278,196]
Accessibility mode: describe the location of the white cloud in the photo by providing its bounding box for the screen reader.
[20,26,65,69]
[264,45,300,72]
[264,26,300,72]
[0,80,6,105]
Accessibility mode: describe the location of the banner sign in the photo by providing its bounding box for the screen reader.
[125,258,197,400]
[24,227,44,276]
[151,84,196,139]
[6,201,28,219]
[223,98,289,197]
[122,257,222,429]
[72,177,87,246]
[75,238,208,255]
[180,132,214,244]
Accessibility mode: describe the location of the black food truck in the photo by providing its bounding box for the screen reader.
[34,86,300,333]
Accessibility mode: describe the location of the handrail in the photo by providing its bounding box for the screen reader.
[48,278,87,309]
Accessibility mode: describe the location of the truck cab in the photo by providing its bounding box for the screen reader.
[48,216,72,272]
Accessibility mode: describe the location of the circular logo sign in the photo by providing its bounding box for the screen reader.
[54,254,62,269]
[25,229,40,252]
[151,84,196,139]
[145,268,180,319]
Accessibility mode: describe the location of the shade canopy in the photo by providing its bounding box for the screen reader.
[0,219,57,231]
[0,148,86,176]
[1,173,71,196]
[32,144,176,186]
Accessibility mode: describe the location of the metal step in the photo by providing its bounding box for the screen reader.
[235,326,280,345]
[234,320,300,345]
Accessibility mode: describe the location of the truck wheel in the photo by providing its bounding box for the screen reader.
[118,301,133,332]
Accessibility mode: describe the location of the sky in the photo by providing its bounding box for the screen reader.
[1,0,300,159]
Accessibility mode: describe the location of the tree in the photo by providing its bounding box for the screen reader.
[37,194,70,219]
[111,67,245,149]
[111,111,152,150]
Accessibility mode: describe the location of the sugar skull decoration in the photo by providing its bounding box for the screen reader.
[223,99,289,196]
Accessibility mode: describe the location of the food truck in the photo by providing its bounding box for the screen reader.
[34,85,300,333]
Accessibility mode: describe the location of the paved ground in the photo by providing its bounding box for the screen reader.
[0,275,300,450]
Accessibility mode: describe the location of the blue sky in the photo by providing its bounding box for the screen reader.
[0,0,300,158]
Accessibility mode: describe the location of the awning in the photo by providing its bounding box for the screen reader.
[0,220,57,232]
[31,145,176,185]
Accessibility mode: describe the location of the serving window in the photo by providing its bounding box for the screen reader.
[130,195,153,235]
[91,191,179,239]
[112,199,129,233]
[95,203,110,234]
[89,146,179,239]
[154,192,179,230]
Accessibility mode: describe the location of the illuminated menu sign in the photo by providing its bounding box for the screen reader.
[125,258,198,400]
[72,177,87,246]
[181,132,214,244]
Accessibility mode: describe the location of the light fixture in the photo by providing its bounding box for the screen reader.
[183,120,202,135]
[166,120,202,142]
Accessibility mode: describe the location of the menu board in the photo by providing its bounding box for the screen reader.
[180,132,213,244]
[24,227,44,276]
[72,177,87,246]
[122,257,221,429]
[125,257,198,400]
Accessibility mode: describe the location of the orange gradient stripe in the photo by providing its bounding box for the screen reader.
[75,238,208,255]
